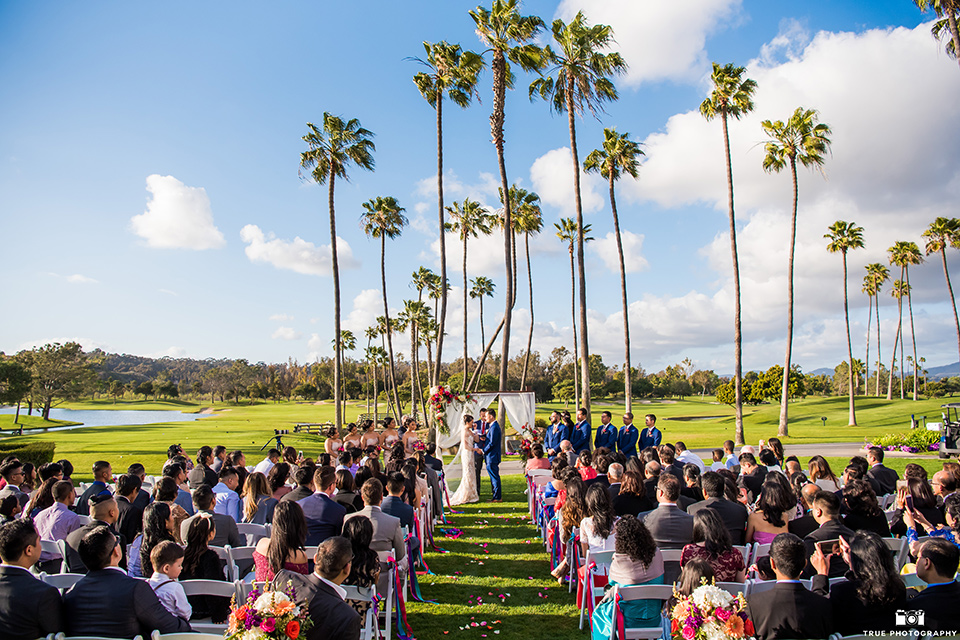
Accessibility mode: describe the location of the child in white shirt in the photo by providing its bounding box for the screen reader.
[147,540,192,622]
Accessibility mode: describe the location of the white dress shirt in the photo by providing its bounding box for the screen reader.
[148,572,192,620]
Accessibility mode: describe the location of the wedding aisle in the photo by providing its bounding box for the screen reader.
[407,474,582,640]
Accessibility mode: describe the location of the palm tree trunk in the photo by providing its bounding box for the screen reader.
[609,173,632,414]
[521,233,534,389]
[875,278,883,397]
[778,160,799,437]
[842,252,857,425]
[491,48,513,394]
[865,293,872,399]
[567,79,591,420]
[373,360,379,423]
[435,91,448,387]
[328,168,343,430]
[410,325,418,419]
[899,313,905,399]
[907,267,918,401]
[463,234,469,391]
[469,316,505,391]
[721,111,745,445]
[569,248,580,411]
[940,247,960,370]
[381,235,402,421]
[888,269,904,400]
[948,9,960,71]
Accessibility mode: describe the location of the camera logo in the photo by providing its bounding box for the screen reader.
[895,610,925,627]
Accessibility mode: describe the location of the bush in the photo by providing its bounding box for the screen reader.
[870,429,940,453]
[0,442,56,467]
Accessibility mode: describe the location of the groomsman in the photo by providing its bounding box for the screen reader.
[473,409,487,489]
[639,414,663,449]
[594,411,618,451]
[544,411,571,460]
[476,409,502,502]
[570,408,591,454]
[618,413,640,458]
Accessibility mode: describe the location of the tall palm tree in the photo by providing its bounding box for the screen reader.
[584,128,643,413]
[300,114,375,430]
[862,274,877,398]
[397,300,430,420]
[502,185,543,389]
[923,217,960,368]
[914,0,960,70]
[469,276,496,371]
[555,218,594,410]
[364,326,378,418]
[700,63,757,446]
[361,196,408,421]
[447,198,494,390]
[470,1,545,394]
[889,279,909,399]
[412,41,485,385]
[761,107,832,437]
[825,220,865,426]
[864,263,890,396]
[531,11,626,420]
[331,329,356,420]
[888,241,924,400]
[411,266,439,383]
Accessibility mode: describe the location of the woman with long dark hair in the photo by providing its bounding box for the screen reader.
[808,455,840,492]
[341,515,382,616]
[580,483,616,554]
[746,481,792,544]
[129,502,176,578]
[25,477,57,517]
[550,475,587,581]
[153,476,189,543]
[891,476,945,537]
[842,479,890,537]
[333,469,361,513]
[613,471,653,516]
[180,515,229,623]
[253,501,309,582]
[810,530,906,635]
[681,508,745,582]
[268,462,291,501]
[766,437,785,466]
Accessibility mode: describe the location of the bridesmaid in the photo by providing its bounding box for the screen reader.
[344,422,364,450]
[381,417,401,449]
[324,427,343,455]
[403,421,421,457]
[362,420,382,449]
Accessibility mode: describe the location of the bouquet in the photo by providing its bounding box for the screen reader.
[670,582,753,640]
[225,583,313,640]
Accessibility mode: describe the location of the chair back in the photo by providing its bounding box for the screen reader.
[732,544,750,566]
[751,542,771,566]
[41,573,84,591]
[226,545,258,582]
[152,632,223,640]
[342,584,376,640]
[236,522,269,543]
[715,581,747,596]
[40,539,62,558]
[609,584,675,640]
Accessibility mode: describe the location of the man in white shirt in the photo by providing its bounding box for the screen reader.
[212,467,241,522]
[253,449,281,476]
[675,441,705,473]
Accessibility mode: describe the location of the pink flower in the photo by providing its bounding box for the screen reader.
[260,617,276,633]
[716,607,732,621]
[682,624,696,640]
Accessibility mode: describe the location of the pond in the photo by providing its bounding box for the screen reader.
[0,406,207,434]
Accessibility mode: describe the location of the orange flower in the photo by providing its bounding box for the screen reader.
[235,606,248,621]
[725,614,745,637]
[273,600,296,615]
[671,619,679,634]
[744,618,755,637]
[285,620,301,639]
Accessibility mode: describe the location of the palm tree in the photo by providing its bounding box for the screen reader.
[914,0,960,70]
[923,217,960,369]
[584,128,643,413]
[503,185,543,389]
[364,326,379,418]
[447,198,494,390]
[825,220,865,425]
[397,300,430,420]
[888,241,924,400]
[863,263,890,396]
[412,42,484,385]
[300,114,375,430]
[331,329,356,420]
[469,276,497,375]
[530,12,626,420]
[411,266,439,383]
[361,196,408,421]
[761,107,832,437]
[555,218,595,410]
[889,279,909,399]
[700,63,757,446]
[470,1,545,394]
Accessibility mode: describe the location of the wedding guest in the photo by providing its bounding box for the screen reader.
[147,540,191,622]
[344,478,404,563]
[333,469,361,514]
[129,502,176,578]
[153,477,189,544]
[179,486,243,549]
[298,466,346,546]
[525,444,550,473]
[0,518,63,640]
[241,472,278,525]
[282,464,318,503]
[253,501,310,582]
[34,480,80,571]
[180,516,229,623]
[841,479,890,537]
[746,481,792,545]
[187,447,217,489]
[114,474,144,551]
[341,516,381,616]
[808,456,840,492]
[212,467,241,522]
[268,463,292,501]
[76,460,112,516]
[612,471,653,517]
[681,508,745,582]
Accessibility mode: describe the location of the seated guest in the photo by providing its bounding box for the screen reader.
[0,519,63,640]
[254,448,281,476]
[212,467,241,522]
[606,463,624,500]
[585,453,611,489]
[908,537,960,632]
[63,525,190,636]
[179,485,243,549]
[736,453,764,503]
[344,478,404,563]
[675,441,705,473]
[225,450,248,493]
[25,477,57,519]
[758,449,782,474]
[64,494,126,573]
[667,557,714,610]
[658,445,684,482]
[269,462,293,500]
[147,540,191,623]
[129,502,176,578]
[114,473,144,546]
[0,461,30,512]
[525,444,550,473]
[680,464,703,505]
[333,469,361,513]
[211,445,227,474]
[643,474,694,549]
[808,455,840,492]
[187,446,218,489]
[802,490,854,578]
[180,516,229,623]
[153,477,190,543]
[298,466,346,546]
[681,508,746,582]
[643,460,661,499]
[580,483,616,555]
[613,471,654,517]
[891,477,945,537]
[577,450,598,481]
[904,493,960,557]
[709,449,726,472]
[865,445,898,496]
[273,537,361,640]
[341,516,382,617]
[788,483,821,539]
[162,462,195,516]
[424,442,443,473]
[125,463,152,511]
[34,480,81,572]
[382,473,415,530]
[809,530,905,635]
[689,471,748,545]
[281,464,317,503]
[841,479,890,537]
[253,501,309,582]
[746,481,792,545]
[745,533,832,640]
[76,460,113,516]
[241,472,278,525]
[590,515,664,640]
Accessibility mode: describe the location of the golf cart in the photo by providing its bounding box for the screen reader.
[937,403,960,459]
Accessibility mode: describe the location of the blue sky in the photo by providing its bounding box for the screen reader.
[2,0,958,376]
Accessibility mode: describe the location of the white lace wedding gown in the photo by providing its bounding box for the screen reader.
[449,425,479,505]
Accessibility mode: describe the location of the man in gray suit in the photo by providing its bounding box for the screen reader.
[179,485,243,548]
[688,471,748,544]
[642,474,693,584]
[343,478,405,564]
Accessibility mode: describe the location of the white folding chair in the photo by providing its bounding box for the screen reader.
[179,579,241,634]
[238,580,269,600]
[751,542,771,566]
[376,562,395,640]
[579,550,613,630]
[342,584,376,640]
[715,581,747,596]
[881,537,906,568]
[236,522,269,542]
[152,632,223,640]
[565,533,579,593]
[208,545,236,581]
[899,535,931,569]
[745,578,777,595]
[76,515,91,526]
[608,584,674,639]
[56,540,70,574]
[226,545,258,582]
[732,544,750,567]
[56,635,143,640]
[41,572,84,592]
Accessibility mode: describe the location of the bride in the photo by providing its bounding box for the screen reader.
[449,413,479,505]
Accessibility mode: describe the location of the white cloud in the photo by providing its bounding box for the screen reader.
[343,289,383,336]
[530,147,606,218]
[269,314,293,322]
[272,326,303,340]
[590,231,649,274]
[425,227,508,280]
[130,174,225,250]
[65,274,98,284]
[17,337,106,352]
[147,346,187,358]
[240,224,360,276]
[555,0,742,86]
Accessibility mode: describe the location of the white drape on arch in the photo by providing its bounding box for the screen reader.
[436,391,536,467]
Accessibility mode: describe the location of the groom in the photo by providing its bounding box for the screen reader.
[475,408,502,502]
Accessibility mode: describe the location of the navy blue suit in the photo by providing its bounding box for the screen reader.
[297,492,346,546]
[571,420,591,453]
[483,420,502,500]
[618,425,640,458]
[544,422,571,457]
[639,426,662,449]
[594,422,618,451]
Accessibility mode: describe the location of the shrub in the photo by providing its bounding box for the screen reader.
[869,429,940,453]
[0,442,56,467]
